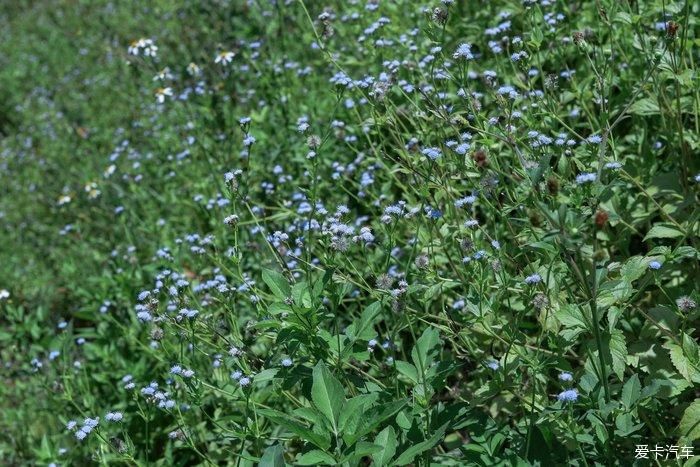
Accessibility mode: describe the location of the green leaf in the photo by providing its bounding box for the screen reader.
[673,246,698,259]
[338,394,377,435]
[555,304,589,330]
[394,361,418,385]
[411,327,440,375]
[609,330,628,381]
[372,426,398,466]
[643,224,684,241]
[262,269,291,300]
[628,97,660,116]
[259,443,285,467]
[254,368,279,384]
[296,450,336,465]
[665,342,700,383]
[597,280,634,308]
[679,400,700,442]
[620,256,647,282]
[311,362,346,434]
[343,399,408,446]
[621,374,641,409]
[343,442,383,463]
[258,409,330,450]
[292,281,313,308]
[391,422,449,466]
[343,301,381,348]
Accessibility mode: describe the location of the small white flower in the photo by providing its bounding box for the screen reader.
[155,87,173,104]
[215,51,235,65]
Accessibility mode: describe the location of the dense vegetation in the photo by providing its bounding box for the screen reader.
[0,0,698,465]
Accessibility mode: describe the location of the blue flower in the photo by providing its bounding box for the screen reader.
[575,172,597,184]
[429,209,443,219]
[557,389,578,402]
[453,43,474,60]
[421,147,442,160]
[649,261,662,270]
[524,273,541,284]
[558,371,573,382]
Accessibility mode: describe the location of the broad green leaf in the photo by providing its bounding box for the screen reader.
[344,399,408,446]
[394,361,418,385]
[262,269,291,300]
[296,450,336,465]
[620,256,647,282]
[643,224,684,241]
[628,97,660,116]
[666,342,700,383]
[609,330,628,381]
[555,304,589,330]
[411,327,440,375]
[679,400,700,442]
[258,409,330,450]
[621,374,641,409]
[259,443,285,467]
[311,362,346,434]
[597,280,633,308]
[392,422,449,466]
[372,426,398,466]
[338,393,377,435]
[292,281,313,308]
[682,333,700,363]
[343,442,383,463]
[673,246,698,259]
[345,301,381,341]
[254,368,279,384]
[614,412,643,436]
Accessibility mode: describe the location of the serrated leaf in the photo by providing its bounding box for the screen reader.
[555,304,589,329]
[311,362,346,434]
[666,342,700,383]
[621,374,641,409]
[609,330,628,381]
